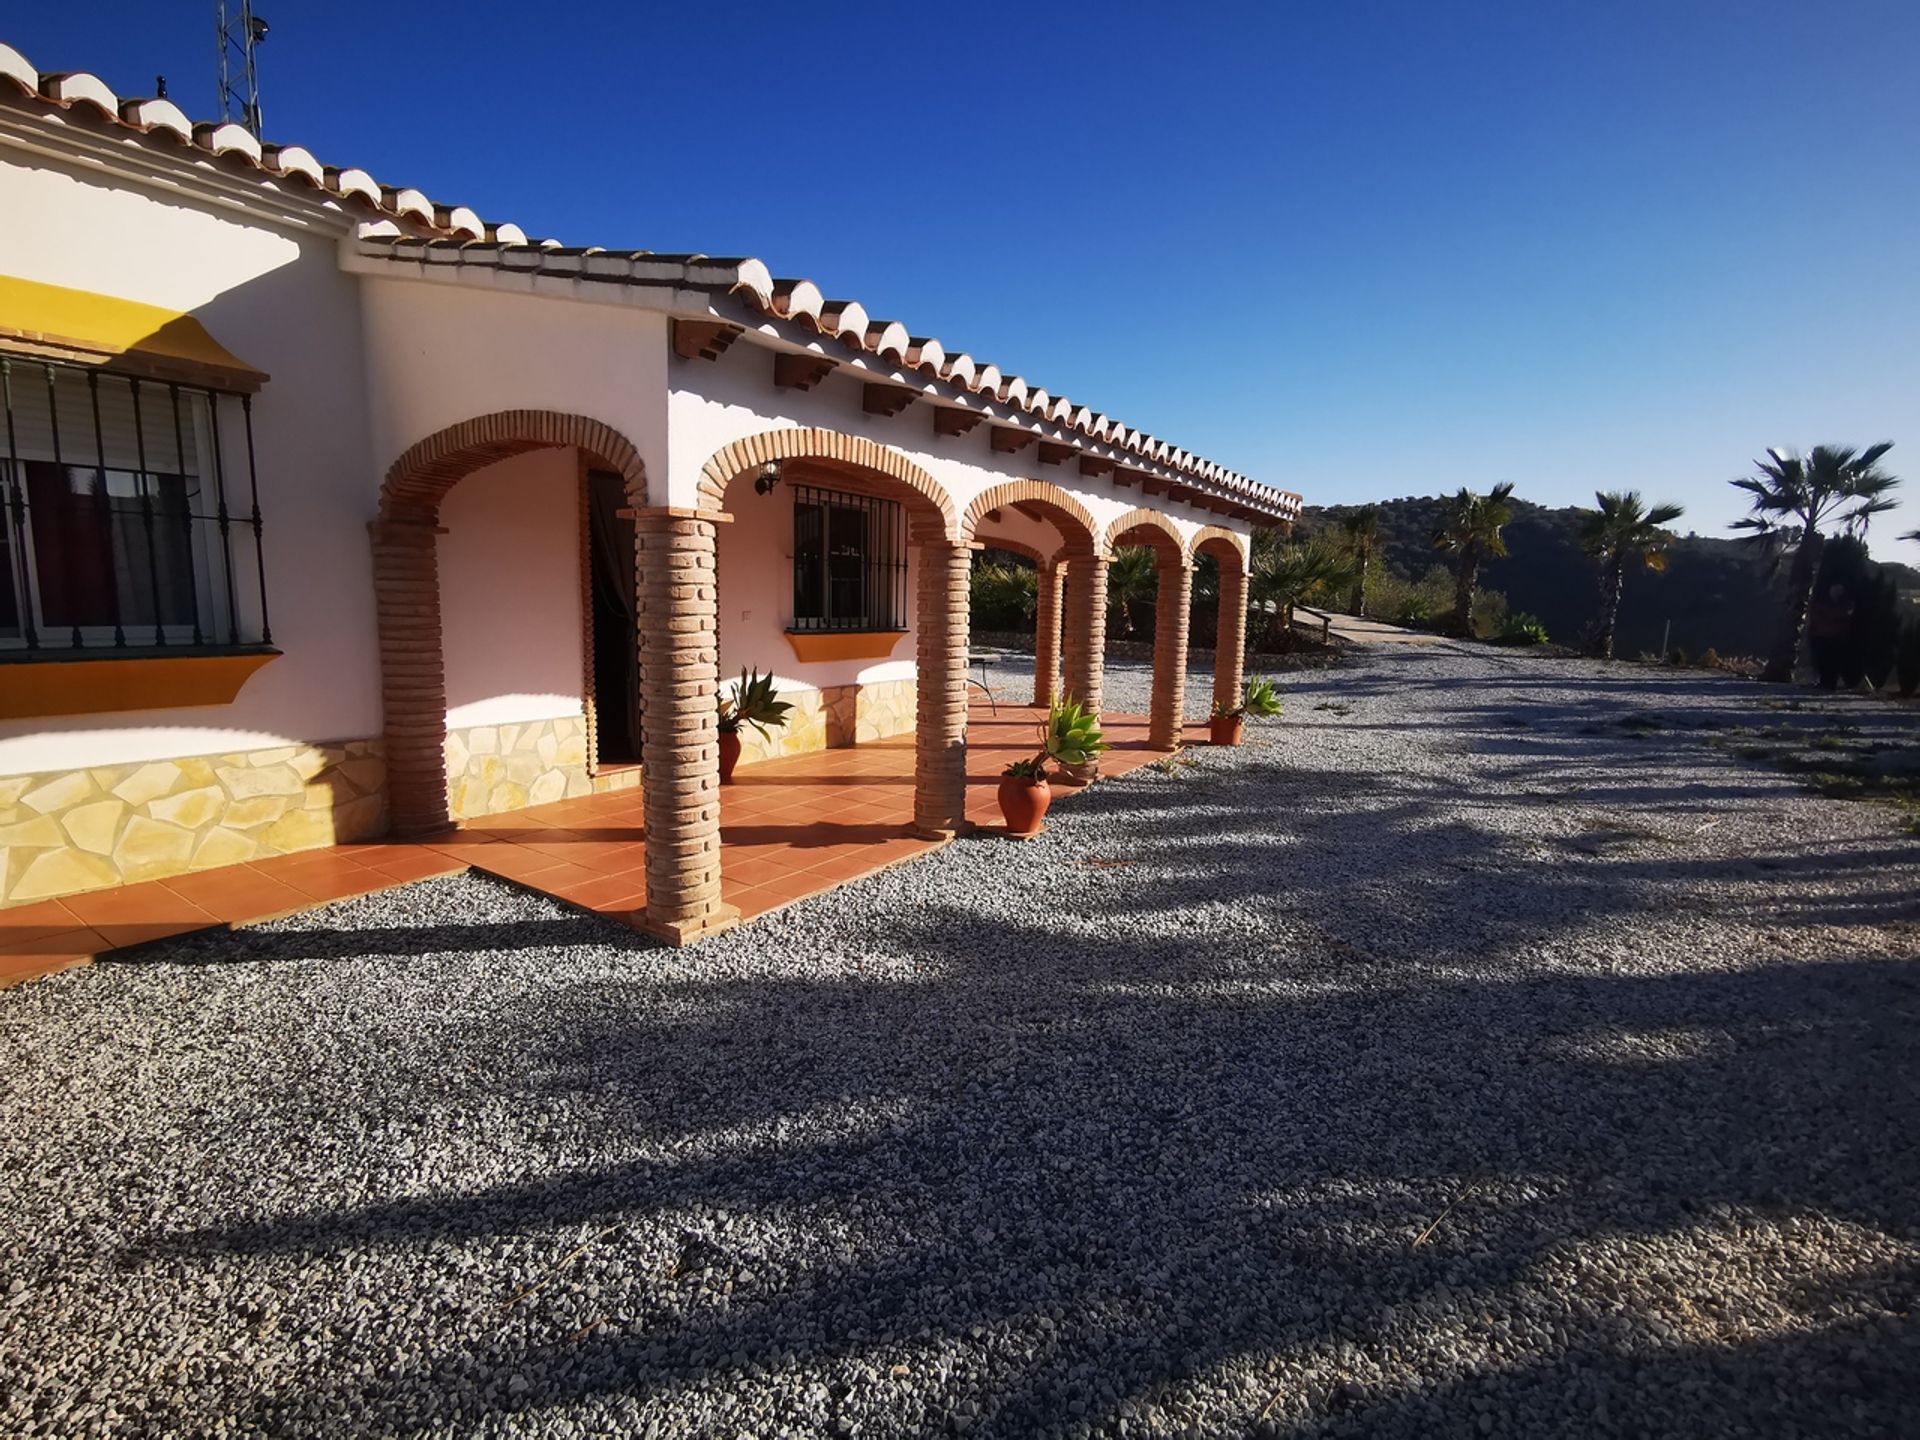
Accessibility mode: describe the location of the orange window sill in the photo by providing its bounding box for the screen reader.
[0,648,281,719]
[783,630,907,663]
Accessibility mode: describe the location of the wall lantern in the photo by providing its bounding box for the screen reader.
[754,461,783,496]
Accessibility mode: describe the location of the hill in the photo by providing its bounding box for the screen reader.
[1302,497,1920,658]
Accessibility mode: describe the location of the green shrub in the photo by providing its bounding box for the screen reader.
[1697,646,1721,670]
[1473,589,1511,640]
[1495,612,1549,646]
[1897,620,1920,697]
[1215,676,1284,719]
[1005,696,1110,779]
[1396,594,1432,625]
[716,669,793,739]
[970,560,1037,632]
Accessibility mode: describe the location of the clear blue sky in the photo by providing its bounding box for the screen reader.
[11,3,1920,562]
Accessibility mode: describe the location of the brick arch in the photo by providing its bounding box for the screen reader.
[696,426,956,537]
[960,479,1104,557]
[1187,529,1250,721]
[380,409,647,522]
[371,410,650,839]
[1104,506,1186,560]
[1101,507,1192,751]
[974,535,1054,568]
[1189,525,1248,572]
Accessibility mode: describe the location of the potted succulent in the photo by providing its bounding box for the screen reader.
[1209,676,1282,747]
[998,696,1109,837]
[716,668,793,783]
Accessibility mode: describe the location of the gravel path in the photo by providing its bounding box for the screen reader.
[3,649,1917,1438]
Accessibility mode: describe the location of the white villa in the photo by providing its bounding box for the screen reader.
[0,39,1301,948]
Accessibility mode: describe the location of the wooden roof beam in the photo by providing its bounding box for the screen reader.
[934,408,985,438]
[862,383,916,418]
[773,352,837,390]
[671,319,744,361]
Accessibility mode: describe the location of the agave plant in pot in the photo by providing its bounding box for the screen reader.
[1209,676,1282,746]
[999,696,1109,838]
[715,668,793,783]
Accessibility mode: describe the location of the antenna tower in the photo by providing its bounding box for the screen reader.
[215,1,268,136]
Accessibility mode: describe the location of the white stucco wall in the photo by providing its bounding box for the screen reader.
[0,140,1254,786]
[0,150,384,773]
[667,340,1253,689]
[974,504,1076,562]
[439,448,584,728]
[356,278,668,509]
[713,467,918,695]
[663,339,1237,552]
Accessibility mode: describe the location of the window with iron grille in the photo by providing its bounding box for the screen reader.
[790,483,907,633]
[0,357,271,656]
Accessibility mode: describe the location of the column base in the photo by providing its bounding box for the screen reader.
[908,819,975,842]
[633,902,741,947]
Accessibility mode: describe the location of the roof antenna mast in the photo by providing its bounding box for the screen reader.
[215,1,269,137]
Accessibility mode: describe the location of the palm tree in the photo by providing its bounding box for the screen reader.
[1577,491,1685,660]
[1249,531,1355,647]
[1105,545,1157,638]
[1430,482,1516,637]
[1340,505,1382,617]
[1731,444,1900,683]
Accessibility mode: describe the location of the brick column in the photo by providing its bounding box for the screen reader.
[1059,550,1108,784]
[369,518,452,838]
[912,535,972,839]
[1062,551,1107,718]
[1213,562,1248,715]
[634,509,738,945]
[1032,563,1064,708]
[1150,559,1193,749]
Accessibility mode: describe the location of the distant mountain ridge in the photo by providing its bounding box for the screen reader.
[1303,497,1920,658]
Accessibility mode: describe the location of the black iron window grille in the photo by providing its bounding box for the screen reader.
[0,356,271,656]
[790,483,907,633]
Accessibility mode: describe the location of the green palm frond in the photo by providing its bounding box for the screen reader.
[1577,488,1685,570]
[1733,442,1901,542]
[717,667,793,739]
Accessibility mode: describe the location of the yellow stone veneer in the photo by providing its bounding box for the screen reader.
[444,715,591,821]
[0,739,386,906]
[736,679,917,766]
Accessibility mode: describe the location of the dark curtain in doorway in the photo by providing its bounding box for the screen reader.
[588,470,641,763]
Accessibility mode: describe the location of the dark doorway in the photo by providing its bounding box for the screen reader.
[587,469,641,766]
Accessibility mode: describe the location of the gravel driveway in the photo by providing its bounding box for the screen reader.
[3,648,1917,1438]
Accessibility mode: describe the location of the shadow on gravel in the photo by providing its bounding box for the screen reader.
[95,914,634,968]
[133,712,1920,1436]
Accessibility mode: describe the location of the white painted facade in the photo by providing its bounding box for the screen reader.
[0,55,1289,914]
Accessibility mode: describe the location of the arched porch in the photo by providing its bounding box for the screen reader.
[1190,526,1251,720]
[1104,507,1193,751]
[962,479,1107,711]
[365,420,1236,949]
[370,410,647,840]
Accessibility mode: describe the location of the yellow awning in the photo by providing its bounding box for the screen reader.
[0,274,268,391]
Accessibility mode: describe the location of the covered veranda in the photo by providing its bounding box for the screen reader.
[0,693,1203,983]
[413,692,1200,924]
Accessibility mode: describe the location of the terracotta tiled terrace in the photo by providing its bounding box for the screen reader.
[0,699,1204,989]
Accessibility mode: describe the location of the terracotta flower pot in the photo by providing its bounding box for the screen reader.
[997,775,1052,837]
[718,729,743,783]
[1209,714,1245,747]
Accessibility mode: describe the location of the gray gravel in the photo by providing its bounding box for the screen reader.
[3,647,1917,1438]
